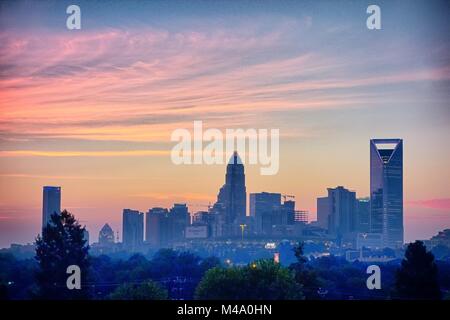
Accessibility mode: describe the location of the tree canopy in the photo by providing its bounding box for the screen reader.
[34,210,90,299]
[195,259,303,300]
[395,241,441,300]
[108,280,168,300]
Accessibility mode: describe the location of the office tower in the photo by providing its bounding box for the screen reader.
[215,151,246,235]
[282,200,296,225]
[250,192,281,235]
[146,207,169,247]
[42,186,61,229]
[356,198,370,233]
[98,223,115,246]
[122,209,144,252]
[317,196,330,230]
[170,203,190,241]
[327,186,357,241]
[370,139,403,248]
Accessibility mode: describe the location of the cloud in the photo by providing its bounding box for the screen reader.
[0,21,449,146]
[406,199,450,211]
[0,150,169,157]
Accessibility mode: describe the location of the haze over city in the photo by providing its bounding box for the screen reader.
[0,0,449,247]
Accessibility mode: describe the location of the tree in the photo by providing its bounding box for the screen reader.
[34,210,90,299]
[431,244,450,260]
[195,259,303,300]
[395,241,441,300]
[289,242,322,299]
[108,280,168,300]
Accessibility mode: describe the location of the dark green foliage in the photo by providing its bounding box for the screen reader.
[195,259,303,300]
[108,280,168,300]
[34,210,90,299]
[289,242,322,299]
[395,241,441,300]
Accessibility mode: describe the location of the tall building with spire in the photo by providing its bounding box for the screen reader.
[215,152,247,236]
[370,139,403,248]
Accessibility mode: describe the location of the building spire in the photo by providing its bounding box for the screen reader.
[228,151,243,165]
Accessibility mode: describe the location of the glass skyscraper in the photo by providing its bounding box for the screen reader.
[42,186,61,229]
[370,139,403,248]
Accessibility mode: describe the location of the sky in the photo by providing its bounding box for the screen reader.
[0,0,449,247]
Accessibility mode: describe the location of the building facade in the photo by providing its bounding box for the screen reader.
[122,209,144,251]
[98,223,115,247]
[215,152,247,236]
[42,186,61,229]
[250,192,282,235]
[327,186,357,242]
[370,139,403,248]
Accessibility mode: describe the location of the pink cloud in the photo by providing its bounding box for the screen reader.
[1,24,449,145]
[406,199,450,211]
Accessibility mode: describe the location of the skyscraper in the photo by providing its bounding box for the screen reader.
[370,139,403,248]
[250,192,281,235]
[146,207,170,247]
[356,197,370,233]
[170,203,190,241]
[317,196,330,230]
[42,186,61,229]
[326,186,357,242]
[215,151,246,235]
[122,209,144,252]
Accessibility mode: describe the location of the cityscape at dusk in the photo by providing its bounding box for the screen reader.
[0,0,449,304]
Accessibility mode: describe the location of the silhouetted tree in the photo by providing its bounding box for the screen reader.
[195,259,303,300]
[34,210,90,299]
[290,242,322,299]
[108,280,168,300]
[395,241,441,300]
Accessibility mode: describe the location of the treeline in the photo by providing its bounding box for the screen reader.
[1,210,450,300]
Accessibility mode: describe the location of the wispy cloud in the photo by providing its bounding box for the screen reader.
[0,150,169,157]
[2,22,447,145]
[406,199,450,211]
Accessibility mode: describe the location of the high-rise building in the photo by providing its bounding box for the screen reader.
[170,203,190,241]
[42,186,61,229]
[146,207,169,247]
[326,186,357,242]
[370,139,403,248]
[98,223,115,247]
[122,209,144,251]
[250,192,282,235]
[356,197,370,233]
[317,196,330,230]
[215,151,246,236]
[282,200,296,225]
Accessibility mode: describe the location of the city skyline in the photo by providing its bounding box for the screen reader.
[1,141,445,249]
[1,0,450,247]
